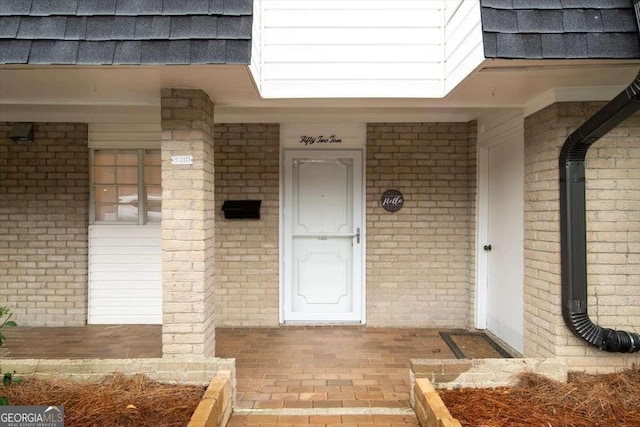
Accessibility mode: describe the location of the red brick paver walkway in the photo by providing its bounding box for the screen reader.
[0,325,161,358]
[216,327,457,426]
[0,325,461,426]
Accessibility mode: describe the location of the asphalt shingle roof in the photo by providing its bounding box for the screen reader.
[0,0,252,65]
[480,0,640,59]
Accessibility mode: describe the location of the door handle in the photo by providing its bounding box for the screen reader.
[354,227,360,244]
[483,244,492,251]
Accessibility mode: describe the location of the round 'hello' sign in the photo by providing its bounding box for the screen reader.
[381,189,404,213]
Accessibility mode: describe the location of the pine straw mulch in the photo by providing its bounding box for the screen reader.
[3,372,205,427]
[439,367,640,427]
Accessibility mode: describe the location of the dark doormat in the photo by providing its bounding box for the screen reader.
[440,331,512,359]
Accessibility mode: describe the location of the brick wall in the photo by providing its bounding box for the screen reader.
[366,123,477,327]
[214,124,280,326]
[585,118,640,335]
[0,123,88,326]
[524,103,640,370]
[523,105,564,358]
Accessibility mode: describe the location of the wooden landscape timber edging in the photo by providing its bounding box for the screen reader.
[0,356,236,426]
[409,358,569,427]
[188,375,233,427]
[413,378,462,427]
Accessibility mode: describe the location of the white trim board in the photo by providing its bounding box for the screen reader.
[280,123,366,149]
[0,103,160,124]
[89,123,161,149]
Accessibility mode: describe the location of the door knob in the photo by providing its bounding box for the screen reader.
[483,245,492,251]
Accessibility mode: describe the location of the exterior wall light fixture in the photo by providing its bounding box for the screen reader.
[9,123,34,142]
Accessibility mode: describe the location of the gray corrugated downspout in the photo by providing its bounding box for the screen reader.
[559,70,640,353]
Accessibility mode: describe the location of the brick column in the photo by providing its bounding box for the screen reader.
[161,89,215,356]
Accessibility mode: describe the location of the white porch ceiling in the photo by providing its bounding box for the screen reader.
[0,59,639,123]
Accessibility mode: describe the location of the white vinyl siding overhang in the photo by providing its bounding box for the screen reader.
[252,0,485,99]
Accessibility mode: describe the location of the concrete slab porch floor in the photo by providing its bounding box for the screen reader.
[0,326,469,426]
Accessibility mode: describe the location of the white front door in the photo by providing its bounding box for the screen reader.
[486,139,524,353]
[283,150,364,322]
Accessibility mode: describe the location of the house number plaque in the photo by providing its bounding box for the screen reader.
[381,189,404,213]
[171,155,193,165]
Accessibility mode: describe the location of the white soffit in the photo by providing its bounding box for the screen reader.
[445,59,640,107]
[1,60,639,124]
[0,65,258,107]
[524,86,628,117]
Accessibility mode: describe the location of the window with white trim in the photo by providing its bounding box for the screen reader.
[91,149,161,224]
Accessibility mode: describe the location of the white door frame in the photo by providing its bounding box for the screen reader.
[476,112,524,331]
[476,145,489,329]
[280,148,366,323]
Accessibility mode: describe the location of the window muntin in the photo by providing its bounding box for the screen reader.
[91,149,161,225]
[144,150,162,224]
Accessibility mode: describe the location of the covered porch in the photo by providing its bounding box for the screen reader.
[0,0,638,381]
[0,325,513,425]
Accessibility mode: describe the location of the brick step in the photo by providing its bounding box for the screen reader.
[241,400,409,410]
[228,407,419,427]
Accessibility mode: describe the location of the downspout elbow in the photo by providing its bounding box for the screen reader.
[564,310,640,353]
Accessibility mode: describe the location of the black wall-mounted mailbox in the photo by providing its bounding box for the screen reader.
[221,200,261,219]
